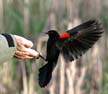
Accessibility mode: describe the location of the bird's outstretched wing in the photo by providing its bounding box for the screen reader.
[58,19,104,61]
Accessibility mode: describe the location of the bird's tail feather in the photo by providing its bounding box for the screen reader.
[39,62,55,87]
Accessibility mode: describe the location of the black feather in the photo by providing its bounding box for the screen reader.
[38,19,104,87]
[59,19,104,61]
[39,62,55,87]
[39,30,60,87]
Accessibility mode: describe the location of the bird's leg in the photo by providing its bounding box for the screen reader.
[39,54,46,61]
[36,50,46,61]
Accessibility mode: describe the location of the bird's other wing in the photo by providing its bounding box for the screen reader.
[58,19,104,62]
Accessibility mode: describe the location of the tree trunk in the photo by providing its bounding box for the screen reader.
[23,0,30,36]
[20,60,28,94]
[2,0,7,33]
[59,55,65,94]
[29,63,37,94]
[82,0,101,19]
[0,0,4,32]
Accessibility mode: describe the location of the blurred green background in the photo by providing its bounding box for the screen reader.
[0,0,108,94]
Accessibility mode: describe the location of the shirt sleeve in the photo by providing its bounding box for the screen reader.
[0,34,17,63]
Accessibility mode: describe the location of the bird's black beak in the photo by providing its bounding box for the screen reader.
[45,32,48,34]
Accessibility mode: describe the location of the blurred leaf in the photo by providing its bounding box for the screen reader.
[5,7,24,35]
[101,16,108,32]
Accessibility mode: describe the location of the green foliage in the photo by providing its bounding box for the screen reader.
[28,0,51,35]
[10,59,18,81]
[102,58,108,94]
[3,0,50,36]
[6,7,24,35]
[100,3,108,33]
[101,15,108,32]
[103,73,108,94]
[101,6,108,93]
[29,15,46,35]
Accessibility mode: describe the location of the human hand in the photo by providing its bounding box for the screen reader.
[14,35,39,59]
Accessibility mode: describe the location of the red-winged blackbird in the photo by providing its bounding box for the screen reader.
[39,19,104,87]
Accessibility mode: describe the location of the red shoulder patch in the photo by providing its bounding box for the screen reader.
[59,32,70,39]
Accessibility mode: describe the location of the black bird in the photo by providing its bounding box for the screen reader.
[39,19,104,87]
